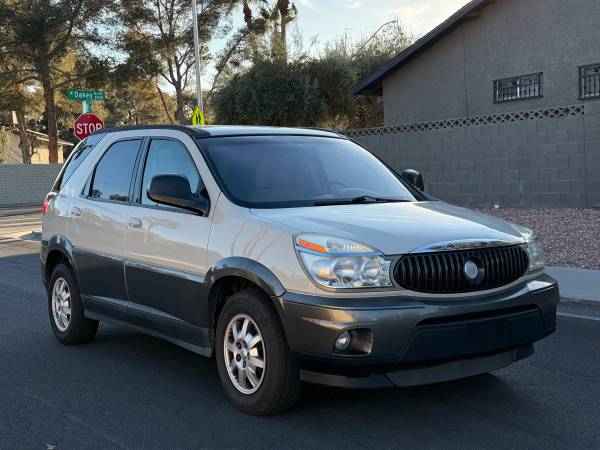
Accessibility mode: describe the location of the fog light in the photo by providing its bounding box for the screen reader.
[334,331,351,351]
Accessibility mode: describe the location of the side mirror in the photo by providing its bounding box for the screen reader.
[148,174,209,215]
[401,169,425,191]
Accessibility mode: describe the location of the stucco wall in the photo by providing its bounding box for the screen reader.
[383,0,600,125]
[0,164,62,206]
[345,102,600,208]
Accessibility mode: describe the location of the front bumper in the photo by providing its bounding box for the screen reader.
[274,273,559,388]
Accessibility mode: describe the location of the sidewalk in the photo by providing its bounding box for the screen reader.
[546,267,600,303]
[0,206,41,242]
[0,206,41,257]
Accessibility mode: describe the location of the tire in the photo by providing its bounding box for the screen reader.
[48,263,98,345]
[215,287,302,415]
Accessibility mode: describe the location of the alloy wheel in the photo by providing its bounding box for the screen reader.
[223,313,266,394]
[51,277,71,332]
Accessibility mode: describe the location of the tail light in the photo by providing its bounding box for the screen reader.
[42,192,55,216]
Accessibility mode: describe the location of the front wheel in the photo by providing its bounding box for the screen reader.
[215,288,302,415]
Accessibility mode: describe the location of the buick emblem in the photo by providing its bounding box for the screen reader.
[464,260,483,284]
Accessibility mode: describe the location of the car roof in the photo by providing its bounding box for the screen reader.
[93,124,344,139]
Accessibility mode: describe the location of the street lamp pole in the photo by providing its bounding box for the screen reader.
[357,20,398,52]
[191,0,204,115]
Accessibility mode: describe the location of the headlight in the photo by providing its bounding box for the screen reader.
[526,240,545,271]
[511,223,545,271]
[295,234,392,289]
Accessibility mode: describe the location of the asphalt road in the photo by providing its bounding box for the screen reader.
[1,240,600,450]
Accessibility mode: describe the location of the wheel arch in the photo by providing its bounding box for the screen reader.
[42,235,79,288]
[204,257,286,330]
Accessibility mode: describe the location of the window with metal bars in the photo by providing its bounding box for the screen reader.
[580,63,600,100]
[494,73,543,103]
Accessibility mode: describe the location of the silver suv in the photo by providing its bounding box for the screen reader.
[41,125,559,415]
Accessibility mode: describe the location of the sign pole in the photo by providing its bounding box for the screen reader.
[191,0,204,116]
[82,100,92,113]
[68,89,106,139]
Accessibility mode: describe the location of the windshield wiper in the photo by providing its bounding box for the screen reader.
[314,196,410,206]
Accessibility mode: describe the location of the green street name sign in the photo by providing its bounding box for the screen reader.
[67,89,106,101]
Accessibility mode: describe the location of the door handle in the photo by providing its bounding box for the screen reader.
[127,218,142,229]
[69,207,81,217]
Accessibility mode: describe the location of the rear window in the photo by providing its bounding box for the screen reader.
[52,134,105,192]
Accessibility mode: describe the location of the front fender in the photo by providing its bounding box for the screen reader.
[205,256,286,297]
[203,257,287,328]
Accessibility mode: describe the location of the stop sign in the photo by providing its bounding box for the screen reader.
[74,113,104,140]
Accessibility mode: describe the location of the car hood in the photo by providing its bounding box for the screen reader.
[251,201,526,255]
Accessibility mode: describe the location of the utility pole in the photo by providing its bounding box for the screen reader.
[191,0,204,115]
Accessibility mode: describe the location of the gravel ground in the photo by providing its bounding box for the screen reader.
[476,208,600,270]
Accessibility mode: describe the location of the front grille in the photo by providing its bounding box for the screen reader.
[394,245,529,294]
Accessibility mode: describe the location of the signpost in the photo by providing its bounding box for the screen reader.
[74,113,104,140]
[67,89,106,139]
[191,0,204,126]
[67,89,107,101]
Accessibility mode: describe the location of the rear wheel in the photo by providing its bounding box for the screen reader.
[215,288,302,415]
[48,263,98,344]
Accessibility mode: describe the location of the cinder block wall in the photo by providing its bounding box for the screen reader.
[345,102,600,208]
[0,164,62,206]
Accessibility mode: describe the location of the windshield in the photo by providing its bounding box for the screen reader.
[197,135,419,208]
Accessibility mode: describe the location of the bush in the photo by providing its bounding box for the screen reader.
[214,60,327,127]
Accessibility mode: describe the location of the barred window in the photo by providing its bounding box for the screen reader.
[494,73,542,103]
[580,63,600,100]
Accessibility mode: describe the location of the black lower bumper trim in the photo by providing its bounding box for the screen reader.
[300,345,534,389]
[399,305,547,363]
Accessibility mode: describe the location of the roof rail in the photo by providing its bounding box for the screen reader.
[300,127,344,137]
[91,124,210,137]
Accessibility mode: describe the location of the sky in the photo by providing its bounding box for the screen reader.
[292,0,471,42]
[204,0,471,84]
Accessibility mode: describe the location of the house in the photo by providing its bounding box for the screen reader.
[346,0,600,209]
[0,112,72,164]
[353,0,600,126]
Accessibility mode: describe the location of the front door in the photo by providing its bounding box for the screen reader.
[124,137,212,347]
[68,138,143,319]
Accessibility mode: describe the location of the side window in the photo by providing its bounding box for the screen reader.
[52,134,105,192]
[140,139,202,207]
[89,139,141,202]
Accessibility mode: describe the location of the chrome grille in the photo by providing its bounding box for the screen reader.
[394,245,529,294]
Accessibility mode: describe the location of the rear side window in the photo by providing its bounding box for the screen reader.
[89,139,141,202]
[52,134,105,192]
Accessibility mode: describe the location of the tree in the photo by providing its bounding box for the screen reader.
[213,20,413,129]
[102,73,178,127]
[120,0,239,125]
[0,55,45,163]
[275,0,296,60]
[213,59,326,126]
[340,20,416,128]
[0,0,115,163]
[241,0,296,60]
[0,127,11,164]
[208,0,298,107]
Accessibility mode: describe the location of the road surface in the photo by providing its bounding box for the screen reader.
[1,218,599,449]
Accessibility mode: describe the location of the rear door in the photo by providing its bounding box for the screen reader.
[124,135,213,347]
[68,137,144,319]
[42,135,105,254]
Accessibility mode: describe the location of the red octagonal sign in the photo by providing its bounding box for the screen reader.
[74,113,104,140]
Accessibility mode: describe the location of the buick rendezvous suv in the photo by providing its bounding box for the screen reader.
[41,125,559,415]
